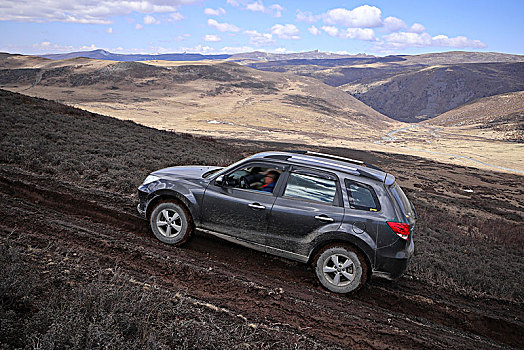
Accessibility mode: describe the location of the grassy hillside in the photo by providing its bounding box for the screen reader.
[0,54,396,144]
[426,91,524,142]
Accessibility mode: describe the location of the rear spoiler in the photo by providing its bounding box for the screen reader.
[357,168,396,185]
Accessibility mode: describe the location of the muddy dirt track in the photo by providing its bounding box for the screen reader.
[0,165,522,349]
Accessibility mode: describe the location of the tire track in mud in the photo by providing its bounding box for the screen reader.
[0,171,522,348]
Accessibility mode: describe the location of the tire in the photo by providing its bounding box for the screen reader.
[149,201,193,246]
[314,244,368,294]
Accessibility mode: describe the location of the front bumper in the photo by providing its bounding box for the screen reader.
[137,189,148,218]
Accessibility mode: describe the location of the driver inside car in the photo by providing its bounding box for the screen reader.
[232,167,281,192]
[259,170,279,193]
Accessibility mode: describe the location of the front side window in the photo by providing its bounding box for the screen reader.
[283,172,337,204]
[345,180,380,211]
[225,163,284,193]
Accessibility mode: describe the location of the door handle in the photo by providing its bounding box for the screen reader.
[315,215,334,222]
[248,203,266,210]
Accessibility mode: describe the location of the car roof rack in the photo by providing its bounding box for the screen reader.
[283,150,384,171]
[263,151,391,183]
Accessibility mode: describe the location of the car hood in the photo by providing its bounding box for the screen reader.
[152,165,222,180]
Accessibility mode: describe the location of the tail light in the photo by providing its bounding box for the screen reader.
[387,222,410,240]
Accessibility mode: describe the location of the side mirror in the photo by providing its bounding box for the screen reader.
[215,175,224,186]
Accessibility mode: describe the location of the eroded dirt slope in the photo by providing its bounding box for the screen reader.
[1,166,522,349]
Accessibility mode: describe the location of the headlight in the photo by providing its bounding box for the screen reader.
[142,174,161,185]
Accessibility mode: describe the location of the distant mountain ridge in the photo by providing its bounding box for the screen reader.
[229,50,373,61]
[37,49,374,62]
[39,49,232,61]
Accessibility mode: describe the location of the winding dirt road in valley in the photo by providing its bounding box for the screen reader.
[0,165,522,349]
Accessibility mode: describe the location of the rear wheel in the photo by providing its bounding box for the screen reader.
[314,244,368,294]
[150,201,193,246]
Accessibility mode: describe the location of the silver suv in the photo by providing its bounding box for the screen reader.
[138,151,416,294]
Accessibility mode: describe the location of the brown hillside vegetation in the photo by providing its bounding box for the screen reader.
[395,51,524,65]
[0,53,397,144]
[427,91,524,142]
[1,89,523,348]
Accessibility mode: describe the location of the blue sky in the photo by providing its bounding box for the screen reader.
[1,0,523,56]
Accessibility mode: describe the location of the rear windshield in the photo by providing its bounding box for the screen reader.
[389,183,413,218]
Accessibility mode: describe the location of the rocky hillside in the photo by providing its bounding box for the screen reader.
[347,62,524,122]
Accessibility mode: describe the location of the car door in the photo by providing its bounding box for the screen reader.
[267,167,345,256]
[201,161,286,245]
[342,179,385,264]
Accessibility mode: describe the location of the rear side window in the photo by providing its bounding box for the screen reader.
[284,172,337,204]
[345,180,381,212]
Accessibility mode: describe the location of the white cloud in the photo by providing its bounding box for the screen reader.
[308,25,321,36]
[144,15,157,24]
[32,41,51,48]
[218,45,254,54]
[383,32,432,46]
[204,8,226,16]
[244,30,275,46]
[271,24,300,39]
[323,5,382,28]
[244,2,284,17]
[383,16,406,32]
[321,26,339,37]
[80,44,97,50]
[432,35,487,48]
[204,34,221,42]
[377,31,487,50]
[175,34,190,41]
[340,28,376,41]
[226,0,240,7]
[169,12,184,21]
[273,47,288,53]
[180,44,215,54]
[296,10,319,23]
[179,44,254,54]
[207,19,240,32]
[0,0,195,24]
[105,27,113,34]
[409,23,425,33]
[270,4,284,18]
[135,24,143,30]
[28,41,73,53]
[246,1,265,12]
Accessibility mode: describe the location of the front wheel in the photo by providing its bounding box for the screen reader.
[314,244,368,294]
[150,201,193,246]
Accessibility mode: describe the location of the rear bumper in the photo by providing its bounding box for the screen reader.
[373,237,414,280]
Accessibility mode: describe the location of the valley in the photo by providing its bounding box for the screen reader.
[0,51,522,174]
